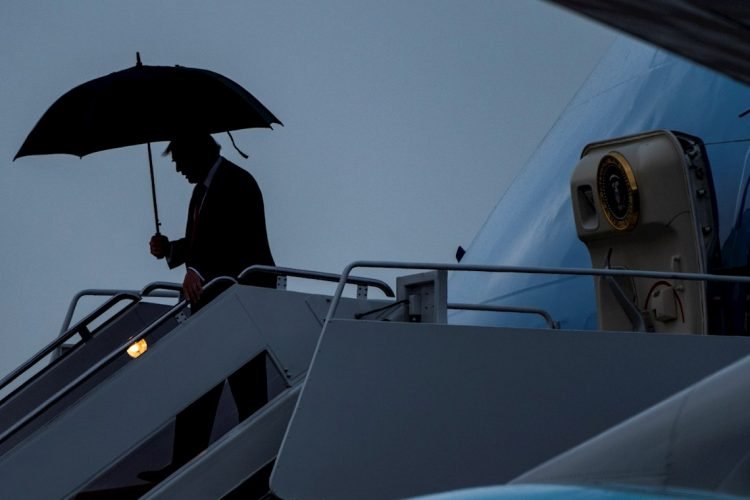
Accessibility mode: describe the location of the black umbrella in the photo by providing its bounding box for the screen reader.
[14,53,282,233]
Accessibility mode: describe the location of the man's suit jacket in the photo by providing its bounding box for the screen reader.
[168,157,275,287]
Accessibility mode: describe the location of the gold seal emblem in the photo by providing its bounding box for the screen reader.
[597,152,639,231]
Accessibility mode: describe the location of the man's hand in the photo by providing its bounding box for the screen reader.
[149,234,170,259]
[183,268,204,304]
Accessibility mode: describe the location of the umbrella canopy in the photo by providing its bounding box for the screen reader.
[14,56,282,234]
[15,58,282,159]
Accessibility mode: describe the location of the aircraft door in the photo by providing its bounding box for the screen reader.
[570,130,719,334]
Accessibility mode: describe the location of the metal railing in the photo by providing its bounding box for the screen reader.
[0,265,393,443]
[0,282,181,403]
[0,276,233,446]
[239,265,395,298]
[322,261,750,328]
[2,266,367,421]
[59,283,181,335]
[15,261,748,444]
[447,303,558,329]
[0,292,140,396]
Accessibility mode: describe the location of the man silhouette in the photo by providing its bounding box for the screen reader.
[143,132,275,481]
[150,132,275,298]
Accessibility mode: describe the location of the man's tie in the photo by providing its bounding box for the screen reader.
[188,184,207,246]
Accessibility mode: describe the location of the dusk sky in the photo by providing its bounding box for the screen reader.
[0,2,613,377]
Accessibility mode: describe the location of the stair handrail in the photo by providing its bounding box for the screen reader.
[0,276,236,446]
[60,284,180,335]
[447,303,558,329]
[239,264,395,298]
[0,292,140,395]
[323,261,750,327]
[139,282,183,297]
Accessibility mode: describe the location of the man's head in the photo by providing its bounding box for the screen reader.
[164,133,221,184]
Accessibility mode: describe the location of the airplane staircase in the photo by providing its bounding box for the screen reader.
[0,283,181,456]
[0,266,394,499]
[6,261,750,499]
[269,262,750,499]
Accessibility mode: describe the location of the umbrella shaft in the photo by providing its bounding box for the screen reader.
[147,143,161,234]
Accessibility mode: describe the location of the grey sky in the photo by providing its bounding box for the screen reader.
[0,1,613,377]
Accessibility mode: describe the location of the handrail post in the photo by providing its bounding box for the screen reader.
[323,262,358,326]
[59,290,91,336]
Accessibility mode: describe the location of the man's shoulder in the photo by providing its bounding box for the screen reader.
[217,157,253,179]
[215,157,260,191]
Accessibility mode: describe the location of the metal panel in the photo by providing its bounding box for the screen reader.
[0,302,174,453]
[0,289,266,499]
[144,386,300,500]
[0,284,390,498]
[271,321,750,499]
[234,286,389,381]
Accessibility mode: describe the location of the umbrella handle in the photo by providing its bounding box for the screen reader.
[146,142,162,235]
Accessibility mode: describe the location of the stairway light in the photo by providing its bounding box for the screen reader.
[126,339,148,358]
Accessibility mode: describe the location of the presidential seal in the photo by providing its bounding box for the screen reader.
[597,152,639,231]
